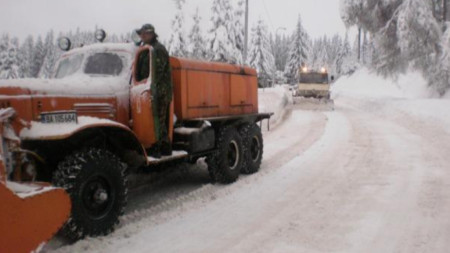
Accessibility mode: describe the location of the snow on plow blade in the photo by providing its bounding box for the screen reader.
[0,108,71,253]
[293,97,335,111]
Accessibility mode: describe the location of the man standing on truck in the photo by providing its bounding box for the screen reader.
[137,24,173,158]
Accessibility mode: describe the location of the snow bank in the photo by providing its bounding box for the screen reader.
[258,86,291,128]
[444,90,450,99]
[332,68,430,99]
[334,67,450,132]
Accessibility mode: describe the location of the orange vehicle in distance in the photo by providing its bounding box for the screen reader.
[0,30,272,241]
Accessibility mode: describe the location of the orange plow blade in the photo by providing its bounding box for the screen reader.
[0,108,71,253]
[0,181,71,253]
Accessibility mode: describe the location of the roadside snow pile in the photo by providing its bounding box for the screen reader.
[334,67,450,132]
[445,90,450,99]
[332,68,430,99]
[258,86,291,127]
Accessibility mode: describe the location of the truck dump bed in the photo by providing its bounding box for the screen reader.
[170,58,258,121]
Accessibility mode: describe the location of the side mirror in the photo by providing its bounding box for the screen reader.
[131,30,142,46]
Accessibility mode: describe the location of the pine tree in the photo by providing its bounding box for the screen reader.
[168,0,188,57]
[248,19,276,87]
[0,34,8,77]
[234,0,246,64]
[31,36,45,77]
[284,15,310,84]
[18,35,34,78]
[272,34,289,71]
[337,33,358,76]
[208,0,241,63]
[0,34,19,79]
[40,30,57,78]
[188,8,207,60]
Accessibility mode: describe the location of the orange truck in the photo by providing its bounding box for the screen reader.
[0,30,272,242]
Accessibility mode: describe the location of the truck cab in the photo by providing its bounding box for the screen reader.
[294,67,333,100]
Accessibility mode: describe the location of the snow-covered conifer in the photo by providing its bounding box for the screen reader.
[169,0,188,57]
[248,19,276,87]
[284,15,310,84]
[188,8,207,60]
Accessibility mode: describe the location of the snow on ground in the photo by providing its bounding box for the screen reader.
[258,86,292,128]
[46,69,450,253]
[332,68,431,99]
[333,68,450,133]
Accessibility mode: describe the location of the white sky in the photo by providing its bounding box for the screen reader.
[0,0,353,42]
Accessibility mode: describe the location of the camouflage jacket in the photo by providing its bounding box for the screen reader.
[150,40,173,102]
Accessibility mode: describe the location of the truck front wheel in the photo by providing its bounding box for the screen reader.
[207,127,243,184]
[52,148,127,240]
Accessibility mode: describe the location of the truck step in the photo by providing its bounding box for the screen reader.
[147,150,188,165]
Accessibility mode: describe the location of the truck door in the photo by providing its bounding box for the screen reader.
[130,46,174,149]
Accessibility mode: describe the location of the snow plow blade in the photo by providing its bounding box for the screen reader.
[293,97,335,111]
[0,181,71,253]
[0,108,71,253]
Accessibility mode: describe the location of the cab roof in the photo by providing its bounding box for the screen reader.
[61,43,138,58]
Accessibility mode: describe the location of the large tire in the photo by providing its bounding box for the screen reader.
[52,148,127,240]
[207,127,244,184]
[240,124,263,174]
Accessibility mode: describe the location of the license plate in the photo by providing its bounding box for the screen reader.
[41,111,78,124]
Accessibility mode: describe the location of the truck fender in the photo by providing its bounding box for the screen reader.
[20,117,147,169]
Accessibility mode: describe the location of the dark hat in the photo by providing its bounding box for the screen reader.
[136,24,155,35]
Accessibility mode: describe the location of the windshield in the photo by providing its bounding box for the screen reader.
[55,54,83,79]
[85,52,124,76]
[300,73,329,84]
[54,51,128,79]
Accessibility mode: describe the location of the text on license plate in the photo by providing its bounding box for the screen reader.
[41,111,78,124]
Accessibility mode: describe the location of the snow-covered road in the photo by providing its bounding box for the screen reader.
[48,73,450,253]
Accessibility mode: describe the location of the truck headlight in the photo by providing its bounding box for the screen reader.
[95,29,106,42]
[58,37,72,51]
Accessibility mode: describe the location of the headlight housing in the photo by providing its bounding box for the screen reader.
[58,37,72,51]
[95,29,106,42]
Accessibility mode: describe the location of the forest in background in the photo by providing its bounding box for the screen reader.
[0,0,365,87]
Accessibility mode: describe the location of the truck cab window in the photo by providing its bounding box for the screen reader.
[85,53,123,76]
[55,54,84,79]
[136,49,150,82]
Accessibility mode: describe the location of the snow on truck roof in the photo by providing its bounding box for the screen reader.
[61,43,138,57]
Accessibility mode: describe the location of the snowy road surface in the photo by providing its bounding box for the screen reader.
[48,74,450,253]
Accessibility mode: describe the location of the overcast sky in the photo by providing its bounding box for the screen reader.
[0,0,353,42]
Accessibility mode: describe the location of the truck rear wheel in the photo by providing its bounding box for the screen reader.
[52,148,127,240]
[240,124,263,174]
[207,127,243,184]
